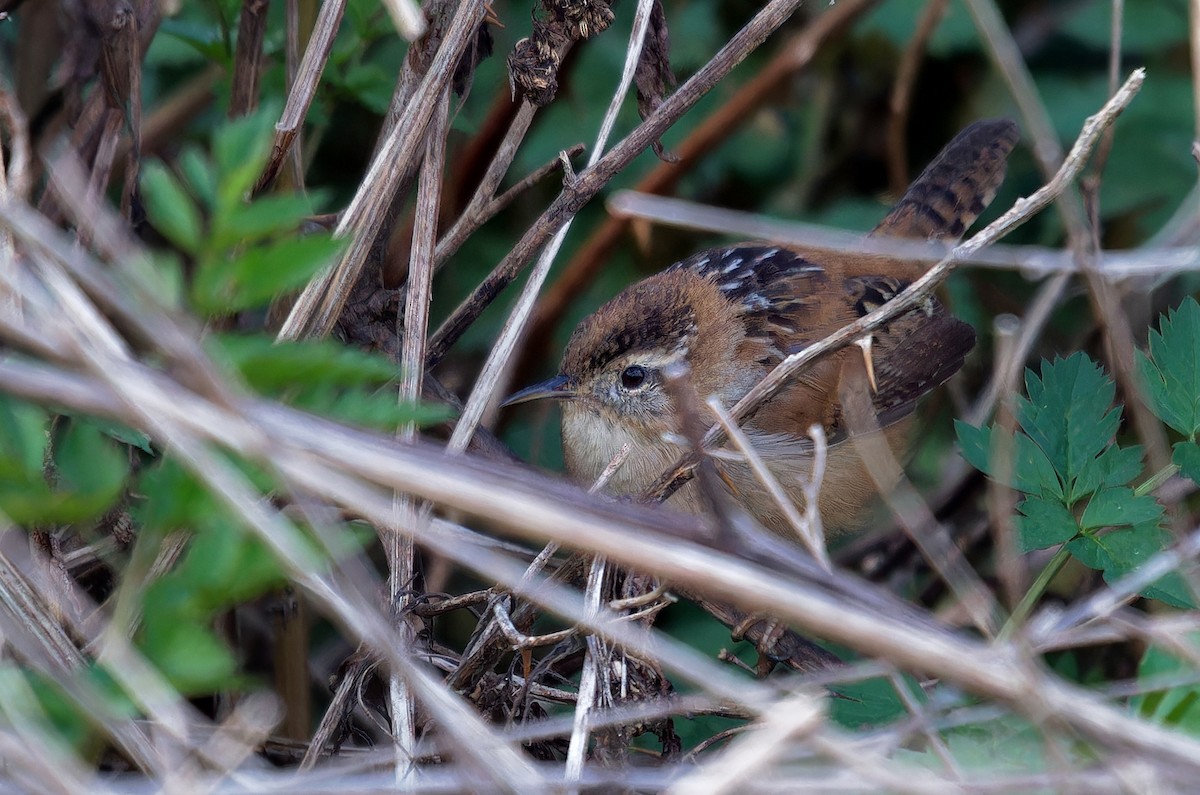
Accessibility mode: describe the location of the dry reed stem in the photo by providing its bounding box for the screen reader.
[607,190,1200,279]
[706,396,830,570]
[254,0,345,194]
[279,0,485,340]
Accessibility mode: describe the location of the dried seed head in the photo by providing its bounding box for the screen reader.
[544,0,614,39]
[507,35,561,106]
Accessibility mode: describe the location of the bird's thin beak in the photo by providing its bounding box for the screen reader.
[501,374,576,408]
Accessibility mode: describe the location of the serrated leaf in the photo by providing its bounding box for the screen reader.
[1016,496,1079,551]
[1141,572,1196,609]
[140,161,204,253]
[1075,444,1145,497]
[1013,433,1065,499]
[1017,354,1119,501]
[1068,524,1193,607]
[1066,533,1117,573]
[192,234,343,315]
[1174,441,1200,487]
[955,420,992,475]
[1079,487,1164,530]
[955,421,1063,498]
[209,192,324,250]
[1138,297,1200,439]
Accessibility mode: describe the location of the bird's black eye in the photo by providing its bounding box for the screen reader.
[620,365,647,390]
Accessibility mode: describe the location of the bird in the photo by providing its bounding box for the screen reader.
[505,119,1019,536]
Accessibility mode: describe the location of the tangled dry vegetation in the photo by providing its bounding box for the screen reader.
[1,0,1200,792]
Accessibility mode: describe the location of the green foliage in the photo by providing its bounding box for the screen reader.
[1133,634,1200,737]
[110,111,453,698]
[18,666,137,754]
[132,459,289,694]
[210,334,452,430]
[1138,298,1200,441]
[956,349,1189,607]
[139,107,342,317]
[0,398,128,526]
[1139,297,1200,492]
[139,109,450,432]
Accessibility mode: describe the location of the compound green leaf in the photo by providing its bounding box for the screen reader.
[1138,297,1200,439]
[1079,487,1164,531]
[1016,496,1079,551]
[1174,441,1200,487]
[1016,354,1120,501]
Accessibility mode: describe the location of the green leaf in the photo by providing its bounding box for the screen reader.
[0,395,49,479]
[213,334,395,390]
[177,145,217,210]
[213,108,277,212]
[192,234,343,315]
[954,420,992,475]
[141,618,238,695]
[1062,0,1189,52]
[59,411,152,454]
[1138,297,1200,439]
[157,19,229,64]
[1015,496,1079,551]
[297,384,453,430]
[1068,524,1194,607]
[1016,354,1119,502]
[0,416,128,525]
[1074,444,1144,498]
[140,161,204,253]
[178,516,287,606]
[134,458,210,533]
[1174,441,1200,487]
[339,64,395,114]
[53,420,129,508]
[1134,633,1200,737]
[1079,487,1164,530]
[954,421,1063,498]
[209,192,323,250]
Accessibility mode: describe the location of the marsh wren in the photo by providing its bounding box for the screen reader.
[507,120,1019,534]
